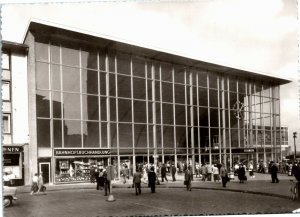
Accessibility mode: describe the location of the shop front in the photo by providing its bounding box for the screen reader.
[53,148,111,184]
[3,145,24,186]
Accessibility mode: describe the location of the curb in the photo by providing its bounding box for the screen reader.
[16,183,292,200]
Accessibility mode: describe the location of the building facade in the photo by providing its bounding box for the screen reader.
[2,41,29,186]
[19,20,291,185]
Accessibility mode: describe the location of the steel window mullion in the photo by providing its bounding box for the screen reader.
[227,77,231,168]
[60,45,64,148]
[172,66,177,166]
[159,65,164,163]
[106,53,110,150]
[130,55,135,171]
[190,71,195,171]
[184,68,188,164]
[196,72,201,164]
[207,73,211,165]
[97,51,101,148]
[79,49,83,148]
[217,75,221,163]
[145,61,150,164]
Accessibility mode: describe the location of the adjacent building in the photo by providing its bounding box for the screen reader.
[2,20,291,185]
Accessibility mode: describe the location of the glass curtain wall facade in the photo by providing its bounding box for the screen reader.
[34,38,281,183]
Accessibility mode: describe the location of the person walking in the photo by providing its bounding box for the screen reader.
[121,164,129,184]
[238,164,246,183]
[161,164,168,182]
[270,161,279,183]
[133,168,143,195]
[248,162,254,178]
[148,166,157,193]
[30,173,39,195]
[37,172,46,194]
[98,168,105,190]
[206,163,212,181]
[220,164,229,188]
[184,166,193,191]
[171,164,177,181]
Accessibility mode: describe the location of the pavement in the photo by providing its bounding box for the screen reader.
[17,172,298,200]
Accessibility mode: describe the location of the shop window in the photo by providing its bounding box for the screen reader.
[3,154,21,179]
[2,114,10,134]
[2,81,10,101]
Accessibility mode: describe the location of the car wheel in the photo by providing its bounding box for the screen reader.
[3,196,12,207]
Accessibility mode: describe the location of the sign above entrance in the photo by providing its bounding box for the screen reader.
[3,146,23,153]
[54,149,111,156]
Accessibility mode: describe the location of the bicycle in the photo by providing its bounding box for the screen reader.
[289,180,299,201]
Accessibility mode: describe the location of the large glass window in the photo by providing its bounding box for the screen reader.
[198,88,208,107]
[63,93,81,119]
[209,73,218,89]
[53,120,62,147]
[163,126,174,148]
[175,84,185,104]
[119,123,132,147]
[83,121,99,147]
[82,69,98,95]
[36,90,50,118]
[135,124,147,147]
[62,66,80,92]
[82,95,99,120]
[35,42,49,62]
[52,91,62,118]
[133,77,146,99]
[175,104,185,126]
[36,62,49,89]
[162,103,173,125]
[132,56,145,78]
[81,50,98,70]
[51,64,61,91]
[134,100,146,123]
[118,99,132,122]
[50,44,60,64]
[162,82,173,103]
[117,53,131,75]
[61,47,79,67]
[37,119,51,147]
[161,62,173,82]
[64,120,82,147]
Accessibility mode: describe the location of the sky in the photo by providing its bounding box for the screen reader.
[1,0,299,152]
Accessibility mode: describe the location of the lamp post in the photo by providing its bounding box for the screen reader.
[293,132,297,161]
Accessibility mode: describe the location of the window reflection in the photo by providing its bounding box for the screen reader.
[37,119,50,147]
[36,62,49,89]
[36,90,50,118]
[64,120,81,147]
[63,93,80,119]
[62,66,80,92]
[83,121,99,147]
[62,47,79,66]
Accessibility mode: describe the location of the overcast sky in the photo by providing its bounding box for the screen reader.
[1,0,299,150]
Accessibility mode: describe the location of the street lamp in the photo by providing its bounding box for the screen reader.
[293,132,297,161]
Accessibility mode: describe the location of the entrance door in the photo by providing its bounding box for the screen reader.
[39,163,50,184]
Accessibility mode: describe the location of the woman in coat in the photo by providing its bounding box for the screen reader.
[238,164,246,183]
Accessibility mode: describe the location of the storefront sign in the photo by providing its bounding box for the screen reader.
[3,146,23,153]
[231,148,256,153]
[54,149,110,156]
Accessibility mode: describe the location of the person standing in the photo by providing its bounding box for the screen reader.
[220,164,228,188]
[171,164,177,181]
[270,161,279,183]
[148,166,157,193]
[133,168,142,195]
[98,168,105,190]
[206,163,212,181]
[201,164,207,182]
[103,169,110,196]
[121,164,129,184]
[212,165,220,183]
[238,164,246,183]
[30,173,39,195]
[184,166,193,191]
[248,162,254,178]
[161,164,168,182]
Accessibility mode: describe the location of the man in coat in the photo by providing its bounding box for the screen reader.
[270,161,279,183]
[133,168,143,195]
[148,166,157,193]
[161,164,168,182]
[171,164,177,181]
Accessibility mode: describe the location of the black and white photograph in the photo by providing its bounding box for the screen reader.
[1,0,300,216]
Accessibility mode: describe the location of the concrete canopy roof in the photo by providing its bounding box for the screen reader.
[24,19,291,85]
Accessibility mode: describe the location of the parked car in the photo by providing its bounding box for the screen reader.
[3,185,17,207]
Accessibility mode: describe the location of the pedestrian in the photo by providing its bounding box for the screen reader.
[94,168,100,190]
[30,173,39,195]
[133,168,142,195]
[121,164,129,184]
[201,164,207,181]
[270,161,279,183]
[98,168,105,190]
[90,166,96,183]
[148,166,157,193]
[248,162,254,178]
[206,163,212,181]
[161,164,168,182]
[212,164,220,183]
[103,169,110,196]
[238,164,246,183]
[37,172,46,194]
[184,166,193,191]
[171,164,177,181]
[195,163,200,178]
[220,164,229,188]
